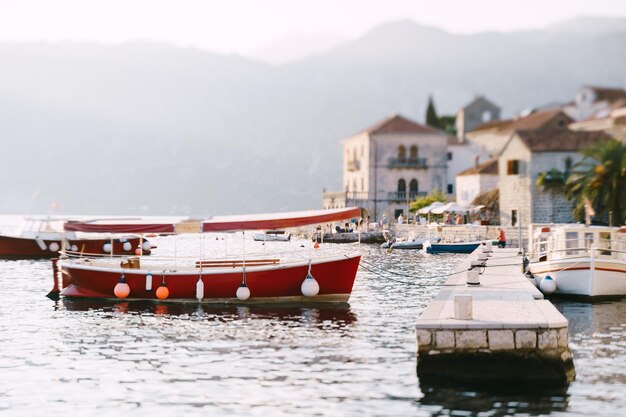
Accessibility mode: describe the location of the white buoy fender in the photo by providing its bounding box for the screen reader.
[301,273,320,297]
[71,245,78,252]
[539,275,557,295]
[145,273,153,292]
[196,278,204,301]
[35,238,47,251]
[48,242,60,252]
[236,284,250,301]
[143,241,151,252]
[102,243,112,253]
[122,242,132,251]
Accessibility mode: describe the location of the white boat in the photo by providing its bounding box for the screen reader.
[528,224,626,299]
[381,236,440,249]
[253,230,291,242]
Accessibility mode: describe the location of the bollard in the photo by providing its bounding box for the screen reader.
[466,268,480,286]
[471,260,485,268]
[454,294,473,320]
[482,241,493,253]
[477,252,488,262]
[46,258,60,299]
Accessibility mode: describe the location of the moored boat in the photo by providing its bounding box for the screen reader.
[528,224,626,299]
[425,241,481,254]
[55,208,362,304]
[0,217,152,259]
[253,230,291,242]
[381,236,441,249]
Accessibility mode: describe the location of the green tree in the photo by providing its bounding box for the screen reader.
[409,188,446,213]
[536,168,567,193]
[565,139,626,226]
[425,96,440,129]
[438,115,457,136]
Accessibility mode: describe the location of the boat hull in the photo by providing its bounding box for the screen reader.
[426,242,480,254]
[59,255,361,304]
[0,234,150,259]
[529,258,626,298]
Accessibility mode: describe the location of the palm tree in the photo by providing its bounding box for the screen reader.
[565,139,626,226]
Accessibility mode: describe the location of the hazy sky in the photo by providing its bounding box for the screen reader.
[1,0,625,54]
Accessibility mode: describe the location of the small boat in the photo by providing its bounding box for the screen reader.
[425,241,481,254]
[0,217,152,259]
[528,224,626,299]
[54,208,362,304]
[381,236,441,249]
[253,230,291,242]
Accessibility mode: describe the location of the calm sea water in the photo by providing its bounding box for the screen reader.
[0,232,624,416]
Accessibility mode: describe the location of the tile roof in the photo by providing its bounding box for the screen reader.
[363,114,440,135]
[586,86,626,103]
[515,129,610,152]
[457,157,499,176]
[469,109,572,134]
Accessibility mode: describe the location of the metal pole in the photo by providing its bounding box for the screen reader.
[518,208,523,255]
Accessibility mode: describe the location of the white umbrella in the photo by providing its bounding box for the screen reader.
[431,202,469,214]
[417,201,445,214]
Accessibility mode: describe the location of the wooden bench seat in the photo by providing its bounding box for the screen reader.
[195,259,280,268]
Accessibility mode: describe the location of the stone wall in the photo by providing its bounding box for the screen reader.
[393,224,529,248]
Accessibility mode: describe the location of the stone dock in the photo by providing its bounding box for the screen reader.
[416,246,575,387]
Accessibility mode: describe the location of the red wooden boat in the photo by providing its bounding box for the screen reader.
[55,208,362,304]
[0,234,151,259]
[0,217,152,259]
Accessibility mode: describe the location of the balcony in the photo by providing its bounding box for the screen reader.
[387,191,427,202]
[346,191,369,201]
[387,158,427,169]
[346,160,360,172]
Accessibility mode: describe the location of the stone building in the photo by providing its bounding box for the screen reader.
[563,86,626,122]
[466,109,573,157]
[498,129,609,227]
[456,96,501,140]
[322,114,449,221]
[455,158,499,207]
[569,103,626,142]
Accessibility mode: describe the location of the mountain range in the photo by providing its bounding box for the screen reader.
[0,17,625,216]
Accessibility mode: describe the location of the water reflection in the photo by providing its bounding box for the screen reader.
[60,297,358,326]
[418,383,569,417]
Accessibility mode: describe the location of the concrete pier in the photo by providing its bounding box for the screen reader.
[416,247,575,387]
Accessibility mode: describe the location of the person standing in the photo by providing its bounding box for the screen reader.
[497,228,506,248]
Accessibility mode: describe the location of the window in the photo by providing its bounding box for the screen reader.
[409,145,418,161]
[409,179,418,192]
[565,231,578,256]
[507,160,520,175]
[394,209,404,219]
[397,179,406,193]
[447,184,453,194]
[599,232,611,256]
[447,152,453,161]
[511,210,518,227]
[398,145,406,162]
[482,110,492,122]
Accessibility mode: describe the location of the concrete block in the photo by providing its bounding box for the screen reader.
[515,330,537,349]
[538,329,558,350]
[435,331,455,349]
[455,330,487,349]
[416,329,432,347]
[557,327,569,348]
[488,330,515,350]
[454,294,473,320]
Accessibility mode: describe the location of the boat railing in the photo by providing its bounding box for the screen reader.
[531,237,626,262]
